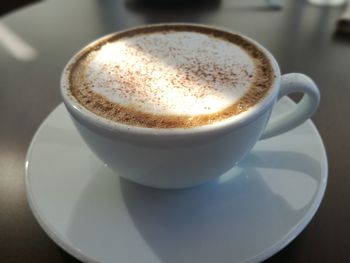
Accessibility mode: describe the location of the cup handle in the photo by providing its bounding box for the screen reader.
[260,73,320,140]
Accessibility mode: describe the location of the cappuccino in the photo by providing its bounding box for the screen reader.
[68,25,274,128]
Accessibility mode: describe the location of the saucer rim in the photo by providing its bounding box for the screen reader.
[24,99,328,263]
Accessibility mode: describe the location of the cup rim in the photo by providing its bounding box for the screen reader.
[60,23,281,138]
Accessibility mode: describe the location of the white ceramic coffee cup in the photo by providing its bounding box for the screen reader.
[61,24,320,189]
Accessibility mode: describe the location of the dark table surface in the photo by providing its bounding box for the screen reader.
[1,0,350,262]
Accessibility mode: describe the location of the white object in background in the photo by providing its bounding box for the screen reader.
[308,0,347,6]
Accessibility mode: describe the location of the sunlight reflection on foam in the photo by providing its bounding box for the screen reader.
[88,32,255,116]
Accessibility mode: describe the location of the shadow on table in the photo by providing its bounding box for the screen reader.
[58,248,82,263]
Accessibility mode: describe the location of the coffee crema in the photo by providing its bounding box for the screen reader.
[68,25,275,128]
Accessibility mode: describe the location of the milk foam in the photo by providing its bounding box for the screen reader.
[84,31,256,116]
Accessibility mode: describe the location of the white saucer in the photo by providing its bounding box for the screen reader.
[25,98,328,263]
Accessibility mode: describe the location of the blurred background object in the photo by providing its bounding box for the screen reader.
[336,0,350,34]
[0,0,41,16]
